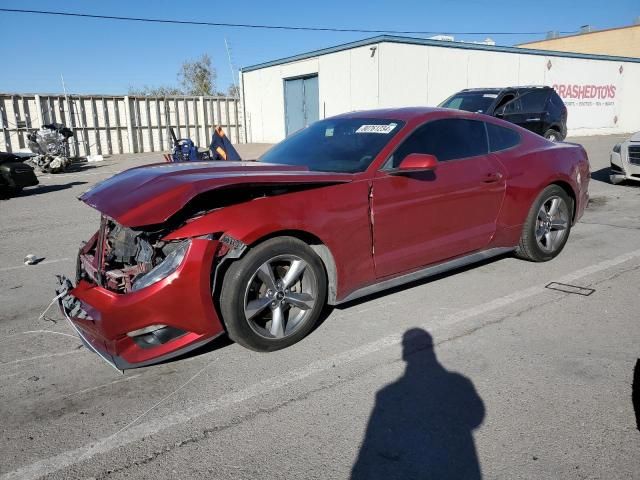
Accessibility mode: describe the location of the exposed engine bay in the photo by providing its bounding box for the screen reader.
[103,222,155,292]
[79,218,186,294]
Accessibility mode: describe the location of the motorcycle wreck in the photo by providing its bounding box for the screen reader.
[0,152,39,198]
[27,123,74,173]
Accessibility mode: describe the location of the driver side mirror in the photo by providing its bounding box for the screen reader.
[393,153,439,174]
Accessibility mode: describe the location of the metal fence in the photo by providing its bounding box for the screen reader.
[0,93,243,156]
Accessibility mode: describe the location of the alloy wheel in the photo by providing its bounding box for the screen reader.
[243,255,318,339]
[535,195,569,253]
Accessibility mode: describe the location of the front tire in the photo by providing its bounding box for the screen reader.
[515,185,573,262]
[220,236,327,352]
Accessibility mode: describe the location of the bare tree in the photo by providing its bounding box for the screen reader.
[128,85,183,96]
[227,84,240,98]
[179,54,217,96]
[128,54,219,96]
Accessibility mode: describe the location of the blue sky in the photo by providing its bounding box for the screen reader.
[1,0,638,95]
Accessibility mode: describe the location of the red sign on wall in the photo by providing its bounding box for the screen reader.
[553,84,616,100]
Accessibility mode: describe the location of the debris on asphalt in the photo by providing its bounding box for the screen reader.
[26,123,74,173]
[545,282,596,296]
[24,254,44,265]
[87,154,104,163]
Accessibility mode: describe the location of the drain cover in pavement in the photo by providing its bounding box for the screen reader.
[545,282,595,296]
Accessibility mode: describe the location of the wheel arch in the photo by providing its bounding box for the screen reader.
[237,229,339,305]
[549,180,577,222]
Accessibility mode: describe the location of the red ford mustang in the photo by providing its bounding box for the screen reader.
[56,108,590,369]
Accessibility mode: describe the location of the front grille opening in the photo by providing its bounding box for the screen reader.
[629,145,640,165]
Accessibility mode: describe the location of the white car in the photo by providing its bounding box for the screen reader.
[610,132,640,184]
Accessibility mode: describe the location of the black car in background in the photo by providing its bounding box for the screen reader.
[0,152,39,198]
[439,86,568,141]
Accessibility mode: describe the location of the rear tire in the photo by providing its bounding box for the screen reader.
[220,236,327,352]
[515,185,573,262]
[544,129,561,142]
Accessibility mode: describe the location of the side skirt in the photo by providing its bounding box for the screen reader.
[337,247,516,305]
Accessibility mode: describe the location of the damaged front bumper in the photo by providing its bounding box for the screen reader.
[56,237,226,369]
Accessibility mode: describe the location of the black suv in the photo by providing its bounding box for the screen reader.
[439,86,568,141]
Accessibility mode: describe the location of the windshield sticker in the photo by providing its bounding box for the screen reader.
[483,94,498,98]
[325,127,334,137]
[356,123,397,134]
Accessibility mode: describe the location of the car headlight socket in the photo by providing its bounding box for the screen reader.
[612,143,622,154]
[131,239,191,292]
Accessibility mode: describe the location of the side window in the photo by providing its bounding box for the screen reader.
[520,90,550,112]
[502,97,522,114]
[486,123,521,152]
[494,94,515,112]
[390,118,488,167]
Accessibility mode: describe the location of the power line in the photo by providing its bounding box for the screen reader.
[0,8,578,36]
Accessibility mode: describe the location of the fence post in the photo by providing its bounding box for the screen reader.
[0,97,11,152]
[124,95,135,154]
[34,94,44,127]
[199,96,208,148]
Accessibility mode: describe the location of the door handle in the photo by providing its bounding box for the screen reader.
[483,172,503,183]
[526,117,541,122]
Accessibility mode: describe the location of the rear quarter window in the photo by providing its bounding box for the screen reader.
[548,91,564,108]
[486,123,521,152]
[520,90,551,112]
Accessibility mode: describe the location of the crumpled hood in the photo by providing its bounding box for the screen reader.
[80,161,353,227]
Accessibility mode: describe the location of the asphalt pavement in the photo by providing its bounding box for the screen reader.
[1,135,639,479]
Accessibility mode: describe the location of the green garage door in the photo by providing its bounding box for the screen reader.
[284,75,319,136]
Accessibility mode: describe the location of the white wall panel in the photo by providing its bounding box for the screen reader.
[379,43,428,108]
[424,47,470,106]
[465,50,520,89]
[349,45,379,111]
[318,51,351,118]
[242,40,640,142]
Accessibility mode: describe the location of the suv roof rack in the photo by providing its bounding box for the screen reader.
[514,85,553,89]
[460,85,552,93]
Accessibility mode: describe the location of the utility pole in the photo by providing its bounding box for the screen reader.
[61,74,84,157]
[224,37,239,97]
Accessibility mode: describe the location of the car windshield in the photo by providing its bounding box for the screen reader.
[439,92,498,114]
[259,118,405,173]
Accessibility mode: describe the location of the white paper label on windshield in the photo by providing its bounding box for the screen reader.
[483,94,498,98]
[356,123,397,134]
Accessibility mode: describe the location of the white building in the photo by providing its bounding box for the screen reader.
[240,35,640,143]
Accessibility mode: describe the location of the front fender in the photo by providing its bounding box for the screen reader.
[163,181,375,303]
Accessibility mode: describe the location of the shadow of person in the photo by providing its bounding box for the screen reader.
[351,328,485,480]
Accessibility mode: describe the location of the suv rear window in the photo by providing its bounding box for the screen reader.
[520,90,550,112]
[486,123,521,152]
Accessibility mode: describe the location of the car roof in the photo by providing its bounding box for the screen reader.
[333,107,482,122]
